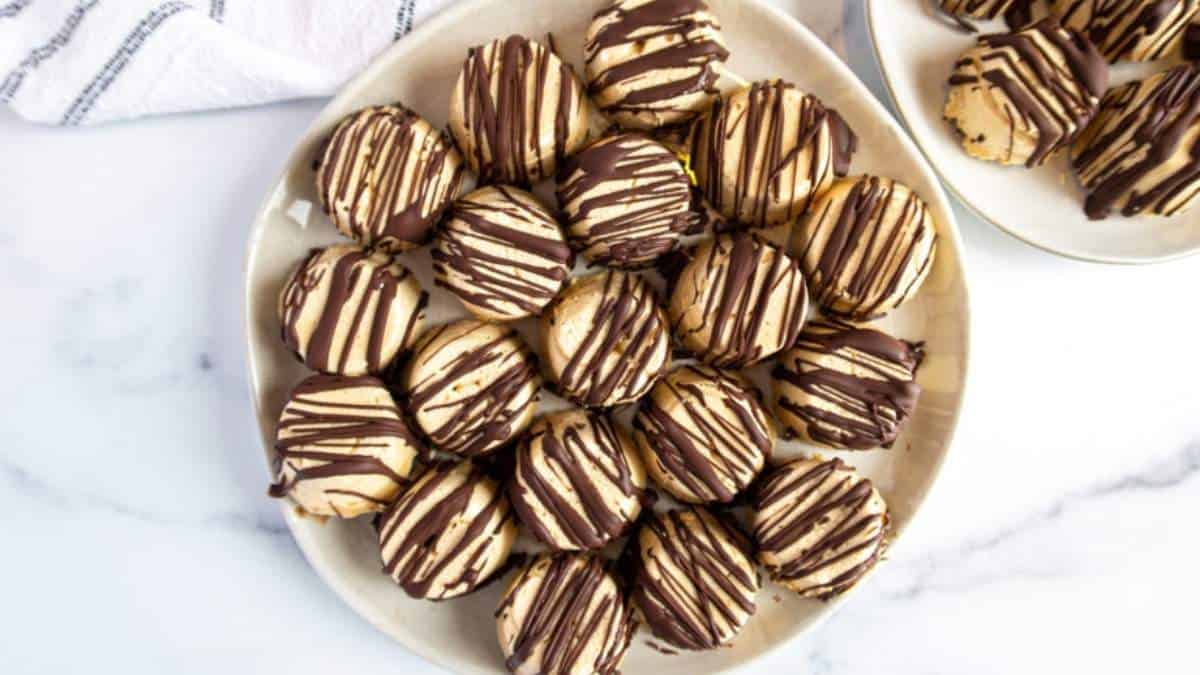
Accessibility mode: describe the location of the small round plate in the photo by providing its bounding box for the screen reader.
[244,0,971,672]
[866,0,1200,264]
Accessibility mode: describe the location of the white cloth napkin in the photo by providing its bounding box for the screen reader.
[0,0,454,125]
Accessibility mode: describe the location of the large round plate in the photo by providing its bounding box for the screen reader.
[244,0,971,672]
[866,0,1200,264]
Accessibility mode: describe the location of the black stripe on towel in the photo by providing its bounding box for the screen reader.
[209,0,224,22]
[0,0,100,103]
[0,0,35,20]
[393,0,417,40]
[60,1,192,125]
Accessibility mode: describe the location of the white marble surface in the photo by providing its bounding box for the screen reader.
[2,1,1197,673]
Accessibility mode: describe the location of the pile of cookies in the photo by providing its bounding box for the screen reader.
[267,0,938,671]
[937,0,1200,220]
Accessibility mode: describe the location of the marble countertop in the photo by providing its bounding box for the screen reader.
[3,1,1197,673]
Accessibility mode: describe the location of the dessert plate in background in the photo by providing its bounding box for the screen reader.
[866,0,1200,264]
[244,0,971,672]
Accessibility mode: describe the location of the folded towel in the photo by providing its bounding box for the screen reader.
[0,0,453,126]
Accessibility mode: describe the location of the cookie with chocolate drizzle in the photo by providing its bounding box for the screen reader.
[433,185,574,321]
[944,17,1108,167]
[497,553,635,675]
[751,457,889,600]
[448,35,591,185]
[316,104,465,252]
[584,0,729,130]
[268,374,422,518]
[378,460,518,600]
[772,319,924,450]
[278,244,427,376]
[633,365,772,504]
[401,320,541,458]
[509,409,647,551]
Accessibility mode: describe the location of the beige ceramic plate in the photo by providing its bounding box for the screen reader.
[244,0,971,672]
[866,0,1200,264]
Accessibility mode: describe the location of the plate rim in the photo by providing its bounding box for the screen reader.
[864,0,1200,266]
[241,0,975,671]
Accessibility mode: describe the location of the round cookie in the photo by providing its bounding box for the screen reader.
[668,232,808,368]
[449,35,591,185]
[317,104,465,252]
[378,460,517,600]
[689,79,837,227]
[772,319,923,450]
[403,320,541,457]
[497,554,634,675]
[556,133,693,269]
[751,457,888,599]
[1072,63,1200,219]
[944,17,1108,167]
[278,244,427,376]
[268,374,422,518]
[633,365,772,504]
[793,175,937,321]
[1051,0,1200,62]
[432,185,574,320]
[584,0,729,130]
[510,409,647,551]
[632,508,759,651]
[542,271,670,408]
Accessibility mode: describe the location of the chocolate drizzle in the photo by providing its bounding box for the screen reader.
[584,0,729,129]
[1072,62,1200,219]
[378,460,516,600]
[404,320,540,458]
[544,270,670,408]
[751,458,889,600]
[1053,0,1200,62]
[268,374,421,517]
[510,410,645,550]
[316,104,464,252]
[633,365,772,504]
[497,554,635,675]
[669,232,808,368]
[772,320,923,450]
[826,108,859,177]
[278,244,427,376]
[451,35,588,185]
[556,133,693,268]
[946,17,1107,167]
[935,0,1036,32]
[689,79,835,227]
[632,507,759,651]
[794,176,937,322]
[432,185,573,320]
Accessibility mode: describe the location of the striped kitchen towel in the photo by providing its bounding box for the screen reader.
[0,0,454,126]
